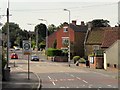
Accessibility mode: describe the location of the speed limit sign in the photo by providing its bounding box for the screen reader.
[23,40,31,55]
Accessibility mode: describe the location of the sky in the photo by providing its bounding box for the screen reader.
[0,0,120,31]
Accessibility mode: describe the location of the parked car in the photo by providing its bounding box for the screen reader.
[11,53,18,59]
[31,55,39,61]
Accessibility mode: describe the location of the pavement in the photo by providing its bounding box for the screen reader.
[2,64,41,90]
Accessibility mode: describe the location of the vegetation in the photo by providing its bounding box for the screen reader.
[39,41,46,50]
[91,19,110,27]
[73,56,80,64]
[79,58,86,63]
[35,23,47,43]
[47,48,62,56]
[2,22,30,48]
[48,24,57,35]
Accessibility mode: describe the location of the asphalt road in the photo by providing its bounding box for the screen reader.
[9,49,118,89]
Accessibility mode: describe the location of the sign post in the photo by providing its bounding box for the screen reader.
[23,40,31,80]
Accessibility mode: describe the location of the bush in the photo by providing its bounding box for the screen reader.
[73,56,80,64]
[47,48,62,56]
[79,58,86,63]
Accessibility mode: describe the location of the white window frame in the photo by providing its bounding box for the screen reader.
[63,26,68,32]
[62,37,69,46]
[93,45,100,50]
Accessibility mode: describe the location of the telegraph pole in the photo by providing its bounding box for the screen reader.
[7,0,10,68]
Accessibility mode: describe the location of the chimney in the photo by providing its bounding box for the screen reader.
[72,20,76,25]
[81,21,85,26]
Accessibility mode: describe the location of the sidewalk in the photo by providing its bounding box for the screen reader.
[2,65,41,90]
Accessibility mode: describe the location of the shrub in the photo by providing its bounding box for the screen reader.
[79,58,86,63]
[73,56,80,64]
[47,48,62,56]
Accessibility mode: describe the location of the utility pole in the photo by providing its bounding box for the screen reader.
[7,0,10,68]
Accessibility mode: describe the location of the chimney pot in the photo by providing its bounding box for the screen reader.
[81,21,85,26]
[72,20,76,25]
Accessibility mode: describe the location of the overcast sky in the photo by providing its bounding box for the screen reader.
[0,0,119,31]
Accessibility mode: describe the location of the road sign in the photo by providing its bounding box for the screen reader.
[23,40,31,55]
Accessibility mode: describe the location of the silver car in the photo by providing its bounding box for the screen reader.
[31,55,39,61]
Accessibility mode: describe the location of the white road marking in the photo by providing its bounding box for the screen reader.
[52,81,56,85]
[76,77,81,80]
[33,72,41,90]
[60,79,66,81]
[82,80,88,83]
[88,84,93,88]
[107,85,112,87]
[48,76,56,85]
[82,85,85,87]
[60,87,65,88]
[70,74,75,77]
[67,79,74,81]
[48,76,52,80]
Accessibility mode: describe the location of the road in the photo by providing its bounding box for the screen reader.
[9,50,118,89]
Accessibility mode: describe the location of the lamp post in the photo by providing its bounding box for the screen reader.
[27,23,37,51]
[7,0,10,68]
[38,19,48,51]
[64,9,71,67]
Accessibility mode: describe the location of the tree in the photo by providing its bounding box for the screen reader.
[34,23,47,43]
[57,22,68,29]
[48,24,57,35]
[91,19,110,27]
[2,22,29,47]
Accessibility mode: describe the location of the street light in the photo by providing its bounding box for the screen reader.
[64,9,71,67]
[6,0,10,68]
[38,19,48,51]
[27,23,38,51]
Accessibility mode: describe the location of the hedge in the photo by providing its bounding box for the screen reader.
[47,48,62,56]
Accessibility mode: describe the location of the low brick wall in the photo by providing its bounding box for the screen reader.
[88,56,104,69]
[79,63,86,67]
[54,56,68,62]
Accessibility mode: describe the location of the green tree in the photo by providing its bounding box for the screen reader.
[48,24,57,35]
[91,19,110,27]
[34,23,47,43]
[31,40,36,50]
[2,22,29,47]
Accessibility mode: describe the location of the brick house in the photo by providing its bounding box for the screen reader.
[84,27,119,56]
[84,26,119,69]
[48,20,88,58]
[102,28,120,70]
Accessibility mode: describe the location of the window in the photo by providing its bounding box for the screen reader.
[63,27,68,32]
[107,63,110,67]
[93,45,100,51]
[62,37,69,46]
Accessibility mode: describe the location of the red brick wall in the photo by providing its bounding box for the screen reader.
[56,27,74,49]
[48,32,57,48]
